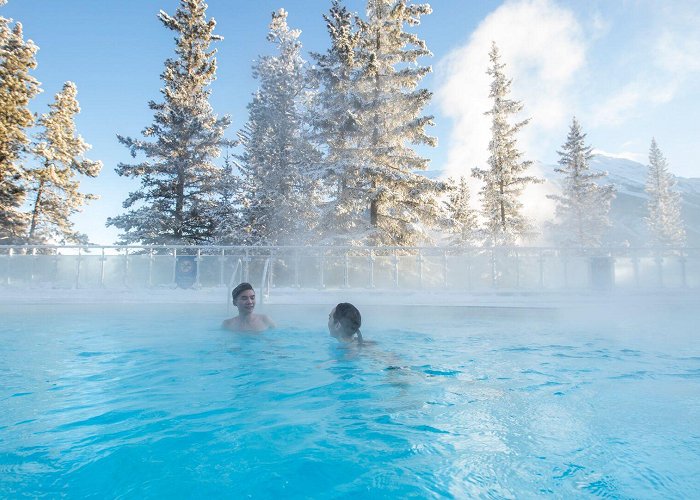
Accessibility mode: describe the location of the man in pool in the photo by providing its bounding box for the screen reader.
[222,282,275,332]
[328,302,363,343]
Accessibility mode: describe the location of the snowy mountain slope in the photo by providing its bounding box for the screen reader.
[557,155,699,246]
[424,154,700,246]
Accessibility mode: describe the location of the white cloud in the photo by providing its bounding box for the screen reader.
[434,0,700,200]
[434,0,585,229]
[435,0,586,180]
[589,80,677,127]
[590,11,609,40]
[654,1,700,74]
[589,84,643,127]
[588,1,700,128]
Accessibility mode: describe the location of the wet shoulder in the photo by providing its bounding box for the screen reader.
[222,317,240,330]
[260,314,276,329]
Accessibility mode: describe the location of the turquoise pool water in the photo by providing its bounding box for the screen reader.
[1,302,699,497]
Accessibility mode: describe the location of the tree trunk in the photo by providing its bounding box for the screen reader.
[174,164,185,241]
[28,178,44,243]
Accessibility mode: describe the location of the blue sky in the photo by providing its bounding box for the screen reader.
[3,0,699,245]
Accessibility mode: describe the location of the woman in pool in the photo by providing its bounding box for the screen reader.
[223,282,275,332]
[328,302,363,343]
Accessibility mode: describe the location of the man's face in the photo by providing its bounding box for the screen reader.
[235,289,255,313]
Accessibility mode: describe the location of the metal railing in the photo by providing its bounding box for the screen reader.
[1,244,698,292]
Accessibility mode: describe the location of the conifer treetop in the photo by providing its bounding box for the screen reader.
[28,81,102,244]
[547,116,614,248]
[645,137,685,247]
[0,8,41,243]
[109,0,231,245]
[473,41,541,246]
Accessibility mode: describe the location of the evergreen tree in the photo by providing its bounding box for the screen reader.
[26,82,102,244]
[472,42,541,246]
[309,0,369,244]
[442,176,479,246]
[547,117,614,248]
[108,0,231,245]
[353,0,442,246]
[0,8,41,243]
[235,9,321,245]
[209,149,240,245]
[645,138,685,247]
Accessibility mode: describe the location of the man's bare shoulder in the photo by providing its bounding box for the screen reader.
[260,314,276,329]
[222,314,273,332]
[222,317,240,330]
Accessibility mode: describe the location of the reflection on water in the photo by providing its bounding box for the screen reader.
[0,302,699,497]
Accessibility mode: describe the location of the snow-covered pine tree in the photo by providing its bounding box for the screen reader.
[645,138,685,247]
[26,82,102,244]
[442,176,479,247]
[472,42,542,246]
[108,0,231,245]
[234,117,271,246]
[0,8,41,244]
[353,0,443,246]
[235,9,321,246]
[209,149,241,245]
[309,0,369,244]
[547,117,614,248]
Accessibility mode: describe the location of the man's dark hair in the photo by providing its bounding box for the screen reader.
[333,302,361,335]
[232,282,254,301]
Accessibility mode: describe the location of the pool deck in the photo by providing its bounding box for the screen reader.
[0,285,697,309]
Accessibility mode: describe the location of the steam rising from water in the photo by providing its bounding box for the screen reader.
[436,0,586,180]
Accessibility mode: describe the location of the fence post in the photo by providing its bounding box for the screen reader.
[418,250,424,288]
[124,248,130,287]
[466,250,472,290]
[195,248,201,288]
[52,251,59,286]
[655,253,663,288]
[29,247,37,283]
[219,249,225,287]
[147,248,154,287]
[632,250,640,288]
[294,249,300,288]
[393,249,399,288]
[260,257,271,303]
[6,247,13,285]
[75,247,82,289]
[368,249,375,288]
[244,249,250,283]
[442,250,448,288]
[268,251,275,290]
[99,247,105,288]
[679,251,687,288]
[171,248,177,287]
[319,249,325,289]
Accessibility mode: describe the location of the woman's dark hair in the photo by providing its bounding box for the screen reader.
[333,302,361,336]
[232,282,254,301]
